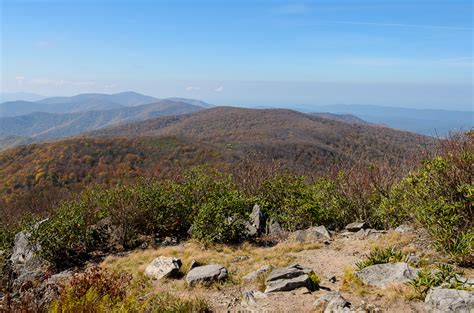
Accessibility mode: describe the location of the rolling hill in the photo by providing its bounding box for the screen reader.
[0,100,205,141]
[91,106,431,165]
[0,106,434,223]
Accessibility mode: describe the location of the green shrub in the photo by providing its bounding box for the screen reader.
[356,246,405,270]
[257,175,348,231]
[379,153,473,263]
[191,186,252,243]
[409,264,471,298]
[32,201,97,269]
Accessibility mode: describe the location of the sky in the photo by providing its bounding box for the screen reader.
[1,0,472,110]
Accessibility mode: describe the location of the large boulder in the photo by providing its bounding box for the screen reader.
[355,262,419,288]
[268,220,286,239]
[264,264,315,293]
[290,225,331,243]
[314,291,352,313]
[245,205,266,237]
[425,287,474,312]
[144,256,182,280]
[185,264,228,286]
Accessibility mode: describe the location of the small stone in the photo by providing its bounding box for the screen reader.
[243,265,272,281]
[405,254,421,267]
[314,291,351,312]
[189,259,201,270]
[329,276,337,283]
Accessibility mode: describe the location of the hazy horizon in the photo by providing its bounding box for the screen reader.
[1,0,472,111]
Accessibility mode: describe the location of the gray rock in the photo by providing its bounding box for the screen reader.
[354,228,386,240]
[161,236,178,246]
[265,273,313,293]
[345,221,366,232]
[185,264,228,286]
[243,265,272,281]
[144,256,182,280]
[314,291,351,313]
[455,275,474,288]
[264,264,315,293]
[394,224,415,234]
[405,254,421,267]
[291,225,332,243]
[425,287,474,312]
[268,220,285,238]
[189,259,201,270]
[241,290,258,307]
[241,290,267,308]
[245,205,266,237]
[355,262,419,288]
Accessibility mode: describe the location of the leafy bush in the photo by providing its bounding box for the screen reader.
[379,139,473,263]
[190,172,252,243]
[32,201,97,269]
[257,175,348,231]
[356,246,406,270]
[409,264,471,298]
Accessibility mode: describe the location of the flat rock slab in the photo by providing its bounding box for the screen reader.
[265,264,314,293]
[355,262,419,288]
[265,274,312,293]
[186,264,228,286]
[145,256,182,280]
[266,264,309,282]
[425,287,474,313]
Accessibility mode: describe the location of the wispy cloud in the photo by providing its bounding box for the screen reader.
[312,20,473,30]
[185,86,201,91]
[25,77,96,87]
[15,76,25,86]
[214,86,224,92]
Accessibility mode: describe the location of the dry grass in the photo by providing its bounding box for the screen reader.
[101,240,321,288]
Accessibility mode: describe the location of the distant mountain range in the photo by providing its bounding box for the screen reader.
[0,91,159,117]
[0,92,45,103]
[0,99,205,141]
[306,104,472,136]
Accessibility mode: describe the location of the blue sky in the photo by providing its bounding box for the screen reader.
[1,0,472,110]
